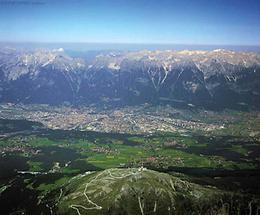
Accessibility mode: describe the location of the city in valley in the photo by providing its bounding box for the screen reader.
[0,103,225,134]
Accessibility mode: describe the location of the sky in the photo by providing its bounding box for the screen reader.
[0,0,260,45]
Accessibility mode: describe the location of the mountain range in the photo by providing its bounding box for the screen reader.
[0,48,259,109]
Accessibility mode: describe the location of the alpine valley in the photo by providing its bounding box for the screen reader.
[0,47,260,215]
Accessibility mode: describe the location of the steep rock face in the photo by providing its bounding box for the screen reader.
[160,61,211,105]
[204,64,260,108]
[78,67,119,104]
[0,48,259,109]
[0,48,85,104]
[116,60,211,105]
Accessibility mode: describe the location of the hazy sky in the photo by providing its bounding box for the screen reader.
[0,0,260,45]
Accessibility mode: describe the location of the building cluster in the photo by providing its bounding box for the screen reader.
[0,103,224,135]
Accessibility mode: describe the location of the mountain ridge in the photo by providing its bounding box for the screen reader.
[0,48,259,109]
